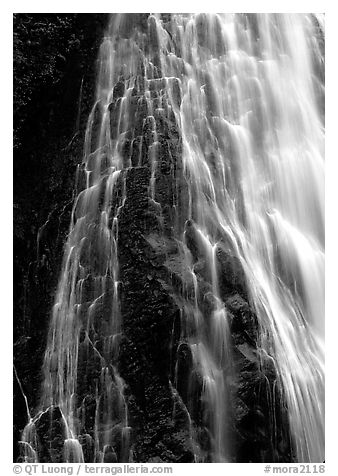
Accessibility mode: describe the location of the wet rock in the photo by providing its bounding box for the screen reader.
[168,77,182,108]
[134,97,148,137]
[226,293,258,346]
[216,245,247,298]
[113,80,125,100]
[175,342,193,404]
[184,219,201,262]
[103,445,118,462]
[131,136,142,167]
[34,406,67,463]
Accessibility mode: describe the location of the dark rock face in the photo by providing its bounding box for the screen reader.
[13,13,109,461]
[14,13,294,464]
[114,72,194,461]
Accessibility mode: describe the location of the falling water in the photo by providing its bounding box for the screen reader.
[162,13,325,462]
[21,13,324,463]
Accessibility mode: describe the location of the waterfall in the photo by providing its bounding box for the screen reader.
[21,13,324,463]
[163,13,324,463]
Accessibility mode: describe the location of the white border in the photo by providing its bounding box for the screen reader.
[2,3,335,473]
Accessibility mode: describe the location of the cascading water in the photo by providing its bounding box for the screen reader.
[163,13,325,462]
[21,13,324,463]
